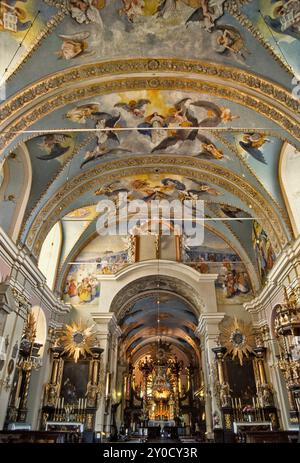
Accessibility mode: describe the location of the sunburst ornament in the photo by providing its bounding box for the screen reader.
[60,321,97,363]
[219,317,255,366]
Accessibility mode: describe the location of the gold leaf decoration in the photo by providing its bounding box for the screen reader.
[59,321,96,363]
[219,317,255,366]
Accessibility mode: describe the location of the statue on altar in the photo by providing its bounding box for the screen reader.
[220,382,231,407]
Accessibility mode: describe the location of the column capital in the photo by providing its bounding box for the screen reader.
[195,312,226,339]
[91,312,122,338]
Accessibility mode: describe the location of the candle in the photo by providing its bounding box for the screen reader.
[61,397,64,409]
[58,398,61,409]
[252,397,256,409]
[231,398,234,408]
[238,398,242,409]
[84,398,87,409]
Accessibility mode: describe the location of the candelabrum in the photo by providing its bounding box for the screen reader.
[52,397,88,423]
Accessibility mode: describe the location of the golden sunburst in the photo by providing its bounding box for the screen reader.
[219,317,255,366]
[60,321,97,363]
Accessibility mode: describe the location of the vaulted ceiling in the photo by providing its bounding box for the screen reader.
[1,0,300,297]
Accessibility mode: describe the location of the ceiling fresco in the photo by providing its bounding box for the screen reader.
[1,0,300,303]
[12,89,292,235]
[241,0,300,78]
[2,0,294,96]
[0,0,58,83]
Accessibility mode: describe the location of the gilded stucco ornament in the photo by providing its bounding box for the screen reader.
[219,317,256,366]
[59,321,97,363]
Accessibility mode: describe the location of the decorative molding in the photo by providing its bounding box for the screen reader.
[20,133,94,230]
[195,313,226,338]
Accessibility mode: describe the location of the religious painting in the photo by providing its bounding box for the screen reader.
[60,360,89,404]
[46,0,251,74]
[63,234,131,306]
[56,31,95,60]
[242,0,300,77]
[95,172,221,204]
[252,220,276,283]
[63,90,238,169]
[225,357,257,407]
[24,133,77,211]
[0,1,56,80]
[182,228,253,303]
[27,132,76,163]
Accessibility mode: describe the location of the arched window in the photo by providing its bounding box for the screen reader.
[0,144,32,242]
[38,221,63,290]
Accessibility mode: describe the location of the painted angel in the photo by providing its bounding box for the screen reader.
[56,32,93,60]
[68,0,105,27]
[213,26,250,64]
[120,0,145,22]
[65,104,100,123]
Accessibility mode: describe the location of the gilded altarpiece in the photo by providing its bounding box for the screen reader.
[41,346,103,432]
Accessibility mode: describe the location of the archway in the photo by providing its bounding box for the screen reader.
[109,275,206,440]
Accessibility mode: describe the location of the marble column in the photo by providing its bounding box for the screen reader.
[91,313,121,434]
[195,312,225,439]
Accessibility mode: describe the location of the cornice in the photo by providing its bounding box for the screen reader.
[22,156,288,258]
[195,312,226,338]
